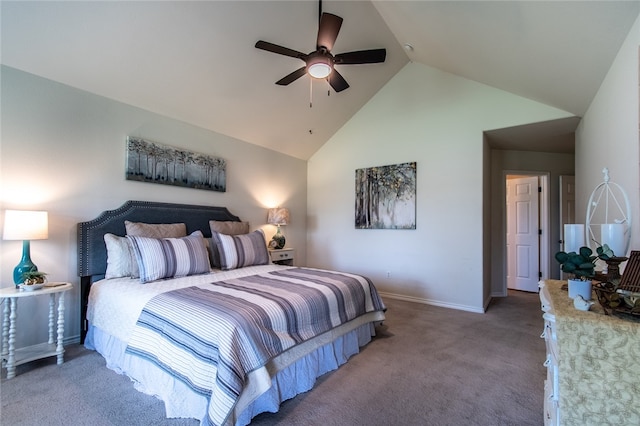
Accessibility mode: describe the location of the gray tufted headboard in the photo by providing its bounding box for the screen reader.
[77,200,241,341]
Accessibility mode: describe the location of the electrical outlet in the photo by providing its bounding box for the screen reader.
[386,271,391,278]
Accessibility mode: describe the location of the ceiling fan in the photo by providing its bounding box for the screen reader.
[255,2,386,93]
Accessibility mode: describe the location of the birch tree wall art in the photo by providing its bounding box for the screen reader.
[355,162,416,229]
[126,137,226,192]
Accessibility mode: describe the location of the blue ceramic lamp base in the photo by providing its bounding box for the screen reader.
[13,240,38,287]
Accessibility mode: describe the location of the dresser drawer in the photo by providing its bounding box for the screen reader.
[544,379,559,426]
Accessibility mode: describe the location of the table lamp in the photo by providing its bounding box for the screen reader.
[3,210,49,286]
[267,207,289,249]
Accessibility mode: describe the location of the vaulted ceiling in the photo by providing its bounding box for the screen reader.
[2,1,639,160]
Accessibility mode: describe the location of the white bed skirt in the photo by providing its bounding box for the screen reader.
[85,312,383,426]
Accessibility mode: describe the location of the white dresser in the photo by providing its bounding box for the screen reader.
[539,281,559,425]
[538,280,640,426]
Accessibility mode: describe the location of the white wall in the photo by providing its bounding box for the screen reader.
[0,66,307,347]
[576,15,640,258]
[307,62,573,313]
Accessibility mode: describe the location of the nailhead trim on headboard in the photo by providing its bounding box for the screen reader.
[77,200,240,278]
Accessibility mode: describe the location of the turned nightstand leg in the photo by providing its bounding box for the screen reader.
[56,292,65,364]
[7,298,17,379]
[48,294,55,344]
[2,298,9,361]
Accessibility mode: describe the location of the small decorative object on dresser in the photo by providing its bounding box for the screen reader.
[593,250,640,317]
[572,294,594,311]
[267,207,289,249]
[554,246,597,299]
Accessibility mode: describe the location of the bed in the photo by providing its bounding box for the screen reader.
[77,200,386,426]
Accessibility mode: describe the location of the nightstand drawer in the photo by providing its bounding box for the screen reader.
[269,248,295,265]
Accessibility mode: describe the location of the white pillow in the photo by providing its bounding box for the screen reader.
[128,231,211,283]
[104,233,139,279]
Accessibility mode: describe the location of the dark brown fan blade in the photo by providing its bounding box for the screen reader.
[328,69,349,92]
[255,40,307,60]
[334,49,386,65]
[316,13,343,51]
[276,67,307,86]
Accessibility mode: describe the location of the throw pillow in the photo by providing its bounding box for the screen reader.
[211,229,269,270]
[128,231,210,283]
[104,233,139,279]
[125,221,186,238]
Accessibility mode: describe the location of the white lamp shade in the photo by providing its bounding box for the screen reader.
[3,210,49,240]
[563,224,584,254]
[601,223,626,257]
[267,208,290,226]
[308,62,332,78]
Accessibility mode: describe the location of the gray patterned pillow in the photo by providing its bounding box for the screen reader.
[209,221,249,235]
[125,221,186,238]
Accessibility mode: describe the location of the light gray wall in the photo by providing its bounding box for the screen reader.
[576,15,640,259]
[307,62,573,313]
[0,66,307,347]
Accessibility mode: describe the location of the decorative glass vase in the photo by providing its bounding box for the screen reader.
[271,226,286,249]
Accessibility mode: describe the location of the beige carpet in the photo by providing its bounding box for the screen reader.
[1,292,544,425]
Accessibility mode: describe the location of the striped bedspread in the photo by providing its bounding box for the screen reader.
[125,267,386,426]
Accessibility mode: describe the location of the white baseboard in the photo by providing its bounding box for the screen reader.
[378,291,485,314]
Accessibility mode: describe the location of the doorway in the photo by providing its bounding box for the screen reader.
[505,172,550,293]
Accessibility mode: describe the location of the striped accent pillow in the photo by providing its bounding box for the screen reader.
[128,231,211,283]
[211,229,269,270]
[207,221,251,268]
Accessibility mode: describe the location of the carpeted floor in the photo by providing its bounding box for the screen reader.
[1,292,545,425]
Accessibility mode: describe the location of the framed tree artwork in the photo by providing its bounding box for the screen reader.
[355,162,416,229]
[126,137,226,192]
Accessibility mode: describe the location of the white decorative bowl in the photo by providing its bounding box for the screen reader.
[20,283,45,291]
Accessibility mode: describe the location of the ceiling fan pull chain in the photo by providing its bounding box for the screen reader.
[310,78,313,108]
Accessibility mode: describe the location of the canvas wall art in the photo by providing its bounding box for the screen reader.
[126,137,226,192]
[355,162,416,229]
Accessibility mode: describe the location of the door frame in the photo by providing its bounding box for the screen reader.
[501,170,550,295]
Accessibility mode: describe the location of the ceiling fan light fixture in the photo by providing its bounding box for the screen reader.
[307,57,333,79]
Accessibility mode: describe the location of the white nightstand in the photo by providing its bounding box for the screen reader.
[269,248,295,266]
[0,282,72,379]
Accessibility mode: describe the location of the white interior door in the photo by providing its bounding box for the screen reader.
[507,176,540,292]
